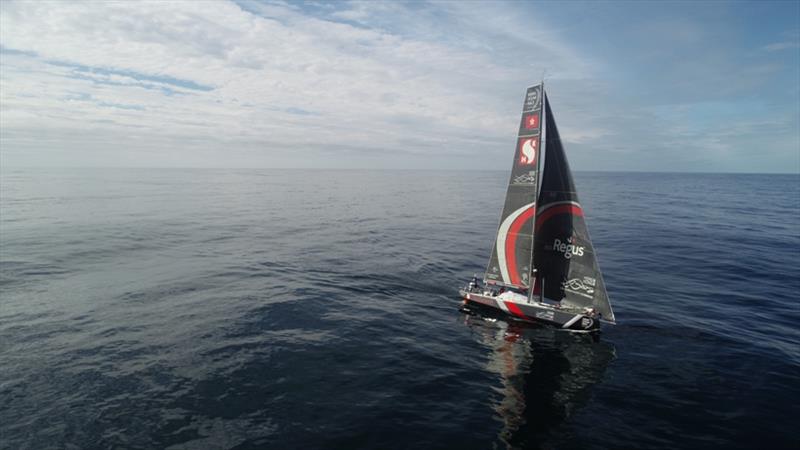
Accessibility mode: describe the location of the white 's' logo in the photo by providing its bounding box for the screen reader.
[519,138,537,165]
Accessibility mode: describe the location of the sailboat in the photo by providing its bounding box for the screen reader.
[460,83,615,332]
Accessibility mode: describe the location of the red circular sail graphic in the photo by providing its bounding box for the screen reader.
[535,204,583,232]
[504,207,534,286]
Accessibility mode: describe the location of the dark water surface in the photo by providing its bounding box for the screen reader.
[1,169,798,449]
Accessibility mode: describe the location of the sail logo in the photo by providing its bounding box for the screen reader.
[563,277,596,299]
[512,171,536,185]
[553,238,584,259]
[524,86,541,111]
[519,138,537,165]
[564,277,595,294]
[523,113,539,130]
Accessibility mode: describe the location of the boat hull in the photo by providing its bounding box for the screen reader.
[459,290,600,332]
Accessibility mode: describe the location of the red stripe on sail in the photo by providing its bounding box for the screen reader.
[535,204,583,232]
[504,301,527,319]
[505,207,535,285]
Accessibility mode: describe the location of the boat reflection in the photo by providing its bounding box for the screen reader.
[461,305,615,449]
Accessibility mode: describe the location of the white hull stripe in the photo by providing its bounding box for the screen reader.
[562,314,583,329]
[495,299,510,313]
[495,202,535,284]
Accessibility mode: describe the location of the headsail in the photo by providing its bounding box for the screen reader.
[485,84,544,289]
[533,94,615,323]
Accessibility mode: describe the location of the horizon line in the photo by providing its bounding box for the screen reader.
[1,166,799,175]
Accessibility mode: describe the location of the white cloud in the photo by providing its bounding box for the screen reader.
[1,0,592,168]
[762,41,800,52]
[1,1,797,172]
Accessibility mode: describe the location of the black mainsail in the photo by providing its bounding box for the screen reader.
[533,94,615,323]
[484,84,544,289]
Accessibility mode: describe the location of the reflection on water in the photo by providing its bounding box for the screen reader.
[462,308,615,449]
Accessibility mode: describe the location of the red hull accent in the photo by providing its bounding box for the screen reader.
[504,301,528,319]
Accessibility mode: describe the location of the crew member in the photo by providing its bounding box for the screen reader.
[469,275,480,292]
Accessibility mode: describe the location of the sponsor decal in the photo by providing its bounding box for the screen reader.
[535,310,555,321]
[519,138,537,165]
[512,171,537,185]
[522,113,539,130]
[552,237,584,259]
[504,302,527,318]
[523,86,541,112]
[563,277,596,297]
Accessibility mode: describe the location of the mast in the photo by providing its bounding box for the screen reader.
[534,90,548,303]
[528,82,545,303]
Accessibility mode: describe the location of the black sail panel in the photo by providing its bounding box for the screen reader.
[485,84,544,289]
[534,95,615,322]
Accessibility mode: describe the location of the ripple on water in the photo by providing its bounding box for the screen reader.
[0,170,798,449]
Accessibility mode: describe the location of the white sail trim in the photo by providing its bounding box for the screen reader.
[496,202,535,284]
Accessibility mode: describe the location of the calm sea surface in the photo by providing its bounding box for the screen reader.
[1,169,798,449]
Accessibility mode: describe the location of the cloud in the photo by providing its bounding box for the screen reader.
[0,0,797,172]
[763,28,800,52]
[762,41,800,52]
[3,0,576,168]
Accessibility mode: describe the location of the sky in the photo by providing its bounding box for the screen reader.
[0,0,798,172]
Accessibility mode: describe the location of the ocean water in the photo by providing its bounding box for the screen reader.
[1,169,798,449]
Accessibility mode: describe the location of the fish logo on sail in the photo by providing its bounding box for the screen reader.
[519,138,537,165]
[563,277,596,297]
[512,171,537,185]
